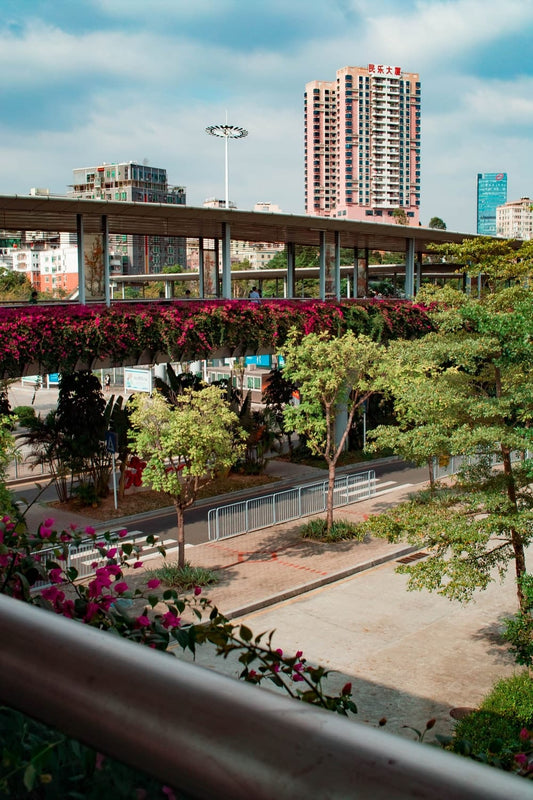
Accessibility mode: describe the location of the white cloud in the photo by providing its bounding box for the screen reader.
[1,0,533,235]
[365,0,533,66]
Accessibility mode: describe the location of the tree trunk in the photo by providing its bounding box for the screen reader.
[174,502,186,569]
[502,444,527,612]
[326,461,335,534]
[427,457,435,489]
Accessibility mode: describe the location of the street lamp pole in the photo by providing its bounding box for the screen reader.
[205,122,248,209]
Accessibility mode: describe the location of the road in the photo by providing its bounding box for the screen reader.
[133,460,427,546]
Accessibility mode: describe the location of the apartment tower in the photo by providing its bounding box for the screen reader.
[304,64,421,224]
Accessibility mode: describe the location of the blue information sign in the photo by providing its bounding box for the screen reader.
[105,431,118,454]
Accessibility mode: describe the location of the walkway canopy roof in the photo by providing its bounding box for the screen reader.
[0,194,474,252]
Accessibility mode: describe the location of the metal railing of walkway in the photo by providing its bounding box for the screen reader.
[208,469,376,540]
[0,593,529,800]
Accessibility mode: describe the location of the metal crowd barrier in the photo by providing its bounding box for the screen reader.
[432,450,531,481]
[208,469,376,541]
[0,594,528,800]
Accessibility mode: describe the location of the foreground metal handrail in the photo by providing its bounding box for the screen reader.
[0,595,529,800]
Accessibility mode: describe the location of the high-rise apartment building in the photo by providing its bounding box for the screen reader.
[304,64,421,224]
[496,197,533,240]
[476,172,507,236]
[70,161,187,274]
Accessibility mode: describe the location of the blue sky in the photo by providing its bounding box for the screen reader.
[1,0,533,233]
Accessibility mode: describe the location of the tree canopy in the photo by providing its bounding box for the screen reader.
[359,239,533,611]
[129,387,245,567]
[282,329,385,533]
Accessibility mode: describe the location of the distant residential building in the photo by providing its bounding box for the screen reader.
[496,197,533,240]
[477,173,507,235]
[69,161,187,274]
[230,240,284,269]
[203,197,237,210]
[254,202,282,214]
[304,64,421,224]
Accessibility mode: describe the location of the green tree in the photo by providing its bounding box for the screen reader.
[282,330,385,534]
[428,216,446,230]
[56,371,111,498]
[392,208,408,226]
[0,414,16,514]
[263,367,298,455]
[429,236,533,295]
[129,387,245,567]
[362,290,533,613]
[0,267,32,301]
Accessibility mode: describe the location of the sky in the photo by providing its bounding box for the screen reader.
[1,0,533,234]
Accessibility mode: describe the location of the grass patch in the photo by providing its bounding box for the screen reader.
[301,518,365,542]
[146,561,219,591]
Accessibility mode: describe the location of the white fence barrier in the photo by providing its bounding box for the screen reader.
[208,469,376,541]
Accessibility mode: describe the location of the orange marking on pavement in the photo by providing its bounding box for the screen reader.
[275,559,328,576]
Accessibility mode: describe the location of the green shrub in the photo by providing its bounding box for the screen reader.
[12,405,36,428]
[450,672,533,768]
[147,561,219,591]
[482,673,533,723]
[301,518,365,542]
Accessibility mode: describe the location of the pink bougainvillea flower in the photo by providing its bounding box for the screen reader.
[147,578,161,589]
[106,547,117,558]
[295,650,303,658]
[162,611,181,629]
[39,527,52,539]
[43,518,55,528]
[114,582,129,595]
[118,529,128,538]
[520,728,531,742]
[193,586,202,596]
[275,648,283,657]
[133,561,144,569]
[136,615,151,628]
[48,568,63,584]
[85,526,96,536]
[341,682,352,696]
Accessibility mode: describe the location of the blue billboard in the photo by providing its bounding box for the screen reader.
[477,172,507,235]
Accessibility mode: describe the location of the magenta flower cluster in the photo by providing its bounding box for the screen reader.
[0,299,433,377]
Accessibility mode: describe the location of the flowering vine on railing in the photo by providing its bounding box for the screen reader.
[0,299,434,378]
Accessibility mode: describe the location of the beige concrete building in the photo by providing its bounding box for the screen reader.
[496,196,533,240]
